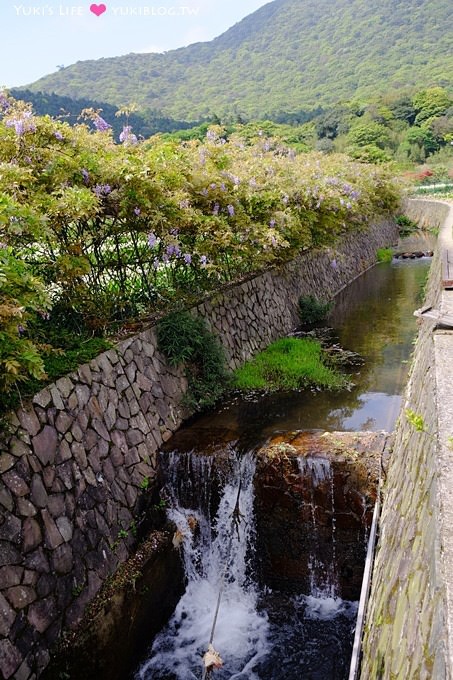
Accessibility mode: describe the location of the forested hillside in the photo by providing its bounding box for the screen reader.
[25,0,453,120]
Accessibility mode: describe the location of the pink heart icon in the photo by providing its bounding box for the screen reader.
[90,3,107,16]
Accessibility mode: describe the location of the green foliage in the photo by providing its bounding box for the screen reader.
[405,408,426,432]
[24,0,453,122]
[233,337,348,391]
[376,248,394,263]
[0,247,50,393]
[0,92,400,407]
[140,477,150,491]
[157,311,231,409]
[396,214,419,236]
[298,295,332,325]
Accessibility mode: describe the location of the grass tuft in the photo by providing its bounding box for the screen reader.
[234,337,349,391]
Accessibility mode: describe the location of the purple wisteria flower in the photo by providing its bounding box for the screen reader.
[350,190,360,200]
[269,219,276,228]
[200,255,208,266]
[179,199,190,209]
[227,204,235,217]
[183,253,192,264]
[119,125,138,145]
[206,129,217,142]
[331,259,338,270]
[93,184,111,197]
[134,207,141,216]
[166,244,181,257]
[201,188,208,196]
[148,232,158,248]
[210,183,217,190]
[212,203,220,216]
[0,91,10,112]
[5,111,36,137]
[81,168,90,184]
[54,130,64,141]
[39,311,50,321]
[93,115,111,132]
[153,257,160,269]
[17,325,25,335]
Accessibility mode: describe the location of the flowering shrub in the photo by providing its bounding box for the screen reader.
[0,93,401,398]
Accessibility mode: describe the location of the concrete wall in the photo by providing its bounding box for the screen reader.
[0,217,398,680]
[361,199,453,679]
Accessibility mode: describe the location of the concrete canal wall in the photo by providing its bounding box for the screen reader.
[361,199,453,679]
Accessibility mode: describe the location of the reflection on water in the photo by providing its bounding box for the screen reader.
[173,257,431,447]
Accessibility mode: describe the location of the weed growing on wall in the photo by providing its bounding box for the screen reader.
[298,295,332,325]
[157,311,231,409]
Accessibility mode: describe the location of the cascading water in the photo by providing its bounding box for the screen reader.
[136,450,269,680]
[135,448,360,680]
[297,456,339,598]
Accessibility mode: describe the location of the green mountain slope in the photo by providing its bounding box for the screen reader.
[25,0,453,120]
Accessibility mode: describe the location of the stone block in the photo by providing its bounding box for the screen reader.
[17,409,41,437]
[32,426,58,466]
[30,474,48,508]
[0,639,22,679]
[55,412,73,435]
[16,498,37,517]
[0,565,23,588]
[51,543,73,574]
[5,585,36,609]
[0,453,16,476]
[0,592,16,636]
[22,518,42,553]
[55,377,74,399]
[2,470,29,497]
[55,516,73,543]
[41,509,64,549]
[32,389,52,409]
[27,595,58,634]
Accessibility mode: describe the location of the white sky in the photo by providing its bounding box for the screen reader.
[0,0,270,88]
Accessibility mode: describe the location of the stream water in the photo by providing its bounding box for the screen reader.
[134,251,432,680]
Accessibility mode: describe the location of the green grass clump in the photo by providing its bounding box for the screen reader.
[234,337,348,391]
[376,247,394,263]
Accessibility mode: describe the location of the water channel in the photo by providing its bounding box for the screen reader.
[134,248,432,680]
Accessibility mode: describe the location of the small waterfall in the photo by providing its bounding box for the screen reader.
[297,456,339,598]
[136,450,268,680]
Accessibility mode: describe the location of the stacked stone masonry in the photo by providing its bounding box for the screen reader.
[361,199,453,679]
[0,217,398,679]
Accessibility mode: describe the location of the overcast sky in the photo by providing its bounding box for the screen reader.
[0,0,270,88]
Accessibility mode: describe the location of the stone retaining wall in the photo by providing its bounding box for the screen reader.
[0,217,398,680]
[361,199,453,679]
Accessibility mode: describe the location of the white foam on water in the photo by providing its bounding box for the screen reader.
[136,453,269,680]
